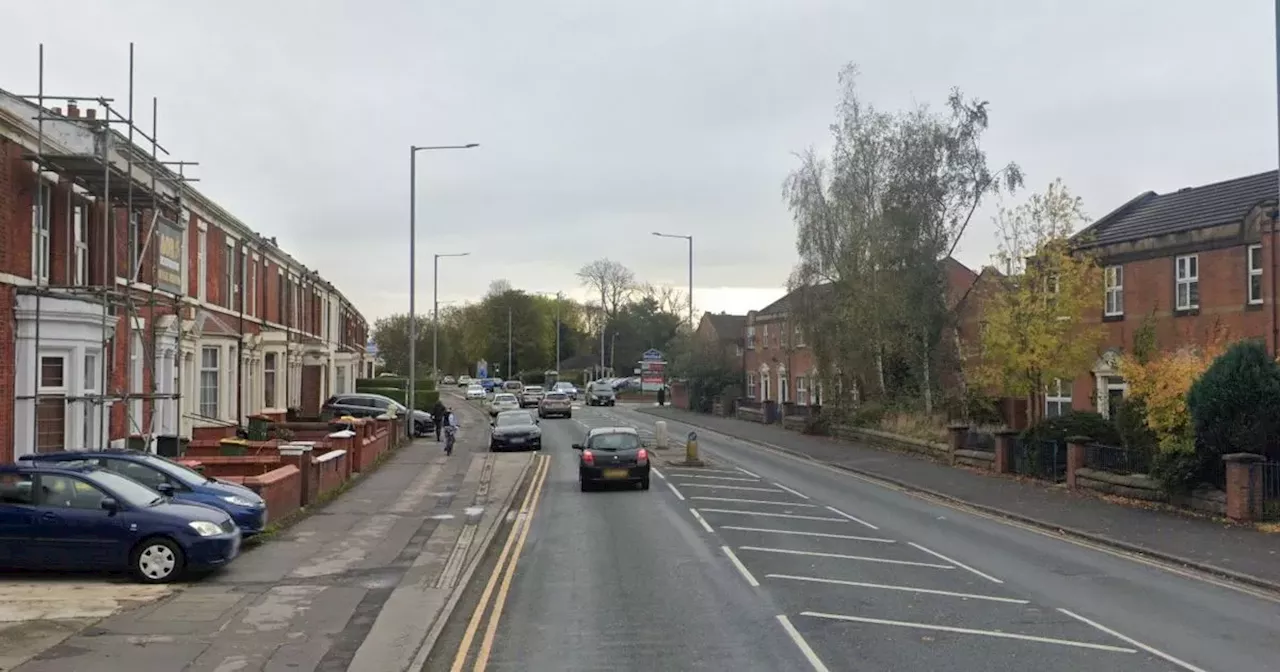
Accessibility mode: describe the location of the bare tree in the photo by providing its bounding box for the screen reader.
[637,283,688,319]
[576,259,636,319]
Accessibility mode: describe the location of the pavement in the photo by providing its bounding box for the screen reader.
[426,402,1280,672]
[8,393,534,672]
[635,406,1280,590]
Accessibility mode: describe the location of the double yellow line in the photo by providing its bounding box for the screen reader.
[450,453,552,672]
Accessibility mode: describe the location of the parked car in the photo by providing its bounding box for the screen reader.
[458,376,474,388]
[489,410,542,451]
[574,426,650,491]
[19,450,267,536]
[552,381,578,400]
[321,393,434,436]
[465,384,487,400]
[0,462,242,583]
[519,385,545,408]
[489,392,521,416]
[442,375,456,385]
[538,392,573,419]
[586,380,616,406]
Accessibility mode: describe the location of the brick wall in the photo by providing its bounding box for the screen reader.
[1,138,33,278]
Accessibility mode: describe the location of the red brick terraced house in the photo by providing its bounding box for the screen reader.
[0,91,370,464]
[1067,169,1279,419]
[692,312,746,373]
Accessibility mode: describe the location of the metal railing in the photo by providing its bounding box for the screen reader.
[1255,461,1280,521]
[1013,438,1066,482]
[1083,443,1152,476]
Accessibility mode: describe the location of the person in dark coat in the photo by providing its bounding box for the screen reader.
[656,385,666,406]
[431,399,447,441]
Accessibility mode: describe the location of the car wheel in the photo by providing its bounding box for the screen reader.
[640,477,650,491]
[565,412,572,419]
[579,479,592,492]
[130,536,185,584]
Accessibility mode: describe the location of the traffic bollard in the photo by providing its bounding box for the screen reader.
[655,421,668,449]
[686,431,698,462]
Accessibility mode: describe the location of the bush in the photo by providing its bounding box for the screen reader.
[943,389,1003,426]
[1112,396,1158,460]
[357,377,405,393]
[1188,340,1280,465]
[413,390,441,412]
[1149,434,1204,494]
[1021,410,1121,447]
[849,402,886,428]
[414,378,437,393]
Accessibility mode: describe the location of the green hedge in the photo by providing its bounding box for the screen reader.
[413,390,440,412]
[414,378,437,393]
[362,386,406,404]
[357,377,405,392]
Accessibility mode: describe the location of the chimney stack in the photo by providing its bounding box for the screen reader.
[66,101,79,118]
[85,109,96,120]
[52,107,62,116]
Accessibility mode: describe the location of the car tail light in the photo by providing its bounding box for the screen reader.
[582,450,595,466]
[636,448,649,464]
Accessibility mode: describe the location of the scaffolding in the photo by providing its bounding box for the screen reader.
[15,43,201,453]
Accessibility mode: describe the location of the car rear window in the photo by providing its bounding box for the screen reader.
[544,393,568,401]
[524,386,543,393]
[589,434,640,451]
[494,394,517,402]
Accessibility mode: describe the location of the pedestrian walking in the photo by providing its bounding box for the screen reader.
[656,385,666,407]
[431,398,447,441]
[443,407,459,456]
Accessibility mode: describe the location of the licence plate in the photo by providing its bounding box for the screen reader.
[603,468,628,479]
[509,437,525,444]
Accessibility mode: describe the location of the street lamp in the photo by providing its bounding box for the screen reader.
[655,230,696,330]
[408,143,478,434]
[433,252,469,384]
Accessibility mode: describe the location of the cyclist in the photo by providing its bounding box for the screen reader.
[443,407,459,456]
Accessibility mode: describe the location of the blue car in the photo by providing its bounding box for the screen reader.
[20,450,268,536]
[0,463,241,583]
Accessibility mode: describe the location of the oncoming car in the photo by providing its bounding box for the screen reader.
[465,384,487,400]
[573,427,650,491]
[489,393,521,415]
[489,410,542,451]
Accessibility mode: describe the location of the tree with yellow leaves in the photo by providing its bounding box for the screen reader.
[1117,319,1229,448]
[969,180,1104,425]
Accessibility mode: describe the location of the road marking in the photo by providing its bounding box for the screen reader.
[801,611,1137,653]
[449,455,548,672]
[736,467,761,478]
[722,546,760,587]
[690,496,816,508]
[772,483,810,500]
[471,455,552,672]
[739,546,954,569]
[824,506,879,530]
[908,542,1003,584]
[698,508,846,522]
[767,574,1029,604]
[666,467,748,476]
[666,482,686,501]
[670,474,760,482]
[677,483,784,493]
[1057,608,1208,671]
[720,526,895,543]
[690,509,715,533]
[651,468,665,480]
[776,615,830,672]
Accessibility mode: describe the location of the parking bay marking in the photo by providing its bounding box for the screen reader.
[739,546,955,570]
[772,483,810,500]
[767,574,1029,604]
[651,468,665,480]
[689,509,715,533]
[690,496,816,508]
[719,526,894,544]
[666,468,750,476]
[736,467,761,478]
[800,612,1138,654]
[698,508,847,522]
[824,506,880,531]
[677,483,784,493]
[722,546,760,587]
[908,542,1003,584]
[670,474,761,482]
[666,482,686,501]
[776,615,830,672]
[1057,608,1209,672]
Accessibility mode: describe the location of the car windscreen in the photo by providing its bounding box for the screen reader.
[589,433,640,451]
[84,469,168,507]
[494,394,517,403]
[143,455,208,487]
[591,383,614,392]
[495,413,533,427]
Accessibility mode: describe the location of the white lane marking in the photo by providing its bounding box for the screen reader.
[666,482,686,501]
[722,546,759,587]
[767,574,1029,604]
[651,468,665,480]
[720,526,895,544]
[739,546,954,569]
[698,508,846,522]
[667,468,751,476]
[824,506,879,530]
[772,483,810,500]
[690,496,816,508]
[736,467,761,478]
[678,483,784,493]
[671,474,761,482]
[908,542,1003,584]
[1057,608,1208,672]
[776,615,830,672]
[690,509,715,533]
[801,612,1137,654]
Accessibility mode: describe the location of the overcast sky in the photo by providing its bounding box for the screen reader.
[5,1,1276,321]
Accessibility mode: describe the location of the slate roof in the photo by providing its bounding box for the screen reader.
[703,313,746,340]
[1074,170,1278,247]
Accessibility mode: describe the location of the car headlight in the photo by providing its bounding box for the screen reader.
[222,495,256,507]
[189,520,224,537]
[531,429,542,438]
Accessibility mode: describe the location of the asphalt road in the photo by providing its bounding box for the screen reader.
[433,402,1280,672]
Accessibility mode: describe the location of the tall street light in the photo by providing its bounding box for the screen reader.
[433,252,469,384]
[408,143,478,433]
[655,231,696,327]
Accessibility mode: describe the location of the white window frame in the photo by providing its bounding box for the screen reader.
[248,256,258,316]
[36,354,68,452]
[1104,265,1124,316]
[335,365,347,396]
[128,211,142,278]
[746,372,756,398]
[264,351,277,408]
[796,376,808,405]
[224,241,236,309]
[83,352,99,447]
[1045,378,1072,418]
[793,324,804,347]
[199,346,220,419]
[1175,254,1199,311]
[746,326,756,349]
[761,324,769,348]
[1248,244,1263,305]
[73,204,88,285]
[778,371,789,404]
[32,182,51,283]
[197,229,208,302]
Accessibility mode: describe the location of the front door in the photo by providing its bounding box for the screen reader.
[32,474,130,569]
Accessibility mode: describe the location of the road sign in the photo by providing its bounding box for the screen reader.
[366,339,379,356]
[641,348,664,361]
[476,360,489,379]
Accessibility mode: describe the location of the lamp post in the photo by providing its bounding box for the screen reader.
[655,231,696,327]
[433,252,469,385]
[408,143,478,435]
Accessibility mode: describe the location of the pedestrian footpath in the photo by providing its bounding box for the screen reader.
[638,407,1280,590]
[14,399,533,672]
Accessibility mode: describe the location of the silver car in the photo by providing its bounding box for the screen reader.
[520,385,545,408]
[489,393,521,416]
[538,392,572,419]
